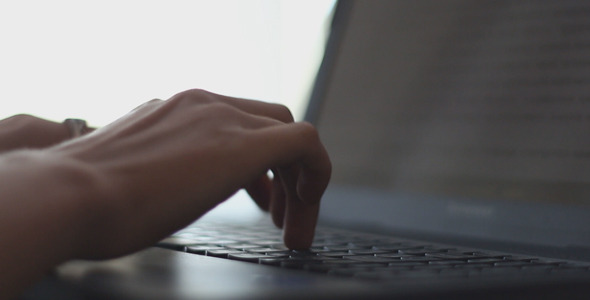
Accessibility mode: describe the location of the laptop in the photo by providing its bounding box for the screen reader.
[22,0,590,299]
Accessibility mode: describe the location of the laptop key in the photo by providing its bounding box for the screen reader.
[208,240,240,246]
[325,245,373,251]
[307,247,333,253]
[398,256,441,262]
[387,261,429,268]
[246,248,290,254]
[290,249,320,257]
[466,258,507,264]
[157,237,202,250]
[185,245,226,255]
[318,251,356,258]
[344,255,398,264]
[374,244,429,252]
[349,249,393,255]
[264,252,292,258]
[258,257,325,269]
[251,240,284,246]
[225,244,266,250]
[259,258,286,266]
[227,253,270,263]
[453,263,494,269]
[428,260,468,266]
[205,249,246,258]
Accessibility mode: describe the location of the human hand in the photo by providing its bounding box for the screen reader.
[0,115,91,153]
[50,89,331,258]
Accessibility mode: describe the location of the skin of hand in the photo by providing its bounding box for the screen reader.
[0,114,78,153]
[50,89,332,257]
[0,114,97,154]
[0,89,331,298]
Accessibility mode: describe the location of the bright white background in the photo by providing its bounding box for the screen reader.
[0,0,334,126]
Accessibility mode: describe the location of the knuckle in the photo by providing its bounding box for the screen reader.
[182,88,212,98]
[10,114,35,122]
[296,121,321,144]
[146,98,163,104]
[6,114,38,128]
[295,122,332,176]
[134,99,163,111]
[170,88,215,106]
[269,103,294,123]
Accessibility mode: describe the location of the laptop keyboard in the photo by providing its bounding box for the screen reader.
[157,222,590,281]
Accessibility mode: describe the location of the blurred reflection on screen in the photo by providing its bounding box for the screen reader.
[319,1,590,204]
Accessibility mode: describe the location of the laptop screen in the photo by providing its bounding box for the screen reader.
[309,0,590,249]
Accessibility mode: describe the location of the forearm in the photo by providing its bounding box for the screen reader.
[0,150,101,298]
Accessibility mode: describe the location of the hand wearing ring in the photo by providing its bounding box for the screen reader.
[63,118,89,138]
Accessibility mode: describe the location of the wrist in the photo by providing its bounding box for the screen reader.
[0,150,109,261]
[0,149,111,296]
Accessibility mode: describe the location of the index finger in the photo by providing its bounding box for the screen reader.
[254,121,331,205]
[250,121,331,249]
